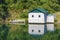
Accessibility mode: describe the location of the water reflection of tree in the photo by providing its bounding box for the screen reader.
[0,24,9,40]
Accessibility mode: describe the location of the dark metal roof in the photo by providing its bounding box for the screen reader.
[29,8,48,14]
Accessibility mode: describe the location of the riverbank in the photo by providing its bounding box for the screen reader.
[0,19,26,24]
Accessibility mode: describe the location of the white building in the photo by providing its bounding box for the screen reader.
[28,24,47,35]
[28,8,55,35]
[47,14,55,23]
[28,8,54,23]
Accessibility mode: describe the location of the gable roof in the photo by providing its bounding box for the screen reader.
[29,8,48,13]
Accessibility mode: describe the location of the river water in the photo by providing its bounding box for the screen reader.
[0,23,55,40]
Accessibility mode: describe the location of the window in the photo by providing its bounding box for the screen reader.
[39,15,40,17]
[32,30,34,32]
[38,30,40,32]
[32,15,34,17]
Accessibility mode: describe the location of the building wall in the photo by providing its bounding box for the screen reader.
[28,13,45,23]
[28,24,45,35]
[47,15,54,23]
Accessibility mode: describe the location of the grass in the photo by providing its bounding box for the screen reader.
[54,12,60,21]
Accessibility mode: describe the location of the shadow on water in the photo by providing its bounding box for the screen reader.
[0,24,9,40]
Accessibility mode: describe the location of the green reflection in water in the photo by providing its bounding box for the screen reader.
[0,24,60,40]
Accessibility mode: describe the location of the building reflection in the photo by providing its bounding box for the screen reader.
[28,24,54,35]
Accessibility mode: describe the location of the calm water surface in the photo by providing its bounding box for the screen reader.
[0,23,55,40]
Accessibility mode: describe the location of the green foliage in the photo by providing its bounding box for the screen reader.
[0,0,60,19]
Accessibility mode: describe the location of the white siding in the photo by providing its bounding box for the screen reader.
[47,15,54,23]
[28,24,45,35]
[28,13,45,23]
[47,24,54,31]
